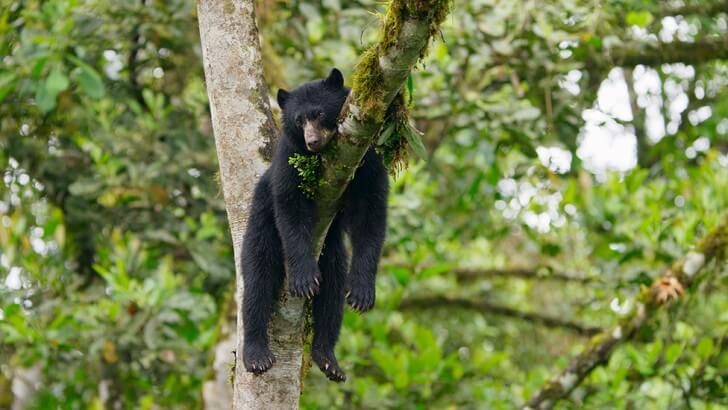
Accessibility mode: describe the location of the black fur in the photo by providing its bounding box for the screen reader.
[241,68,388,382]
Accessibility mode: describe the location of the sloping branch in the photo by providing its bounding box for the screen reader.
[313,1,451,245]
[524,213,728,410]
[399,296,601,336]
[197,0,450,408]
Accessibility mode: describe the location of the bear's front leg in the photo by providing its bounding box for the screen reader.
[344,151,388,313]
[272,174,322,299]
[345,197,387,312]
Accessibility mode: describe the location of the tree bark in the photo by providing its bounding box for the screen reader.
[524,213,728,410]
[197,0,450,408]
[197,0,289,408]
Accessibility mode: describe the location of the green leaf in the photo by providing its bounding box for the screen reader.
[46,67,69,96]
[31,55,49,78]
[77,66,105,99]
[696,337,714,359]
[626,11,654,28]
[512,106,541,121]
[35,84,56,113]
[0,71,16,102]
[377,123,396,145]
[67,55,105,99]
[404,124,427,160]
[35,67,69,113]
[388,266,411,286]
[663,343,682,365]
[406,73,414,105]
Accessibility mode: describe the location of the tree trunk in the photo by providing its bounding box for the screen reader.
[197,0,298,408]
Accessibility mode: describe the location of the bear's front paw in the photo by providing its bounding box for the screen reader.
[288,268,322,298]
[346,283,375,313]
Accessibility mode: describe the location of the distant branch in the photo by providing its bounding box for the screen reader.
[382,263,597,284]
[524,213,728,410]
[606,37,728,67]
[399,296,601,336]
[655,1,728,18]
[452,267,595,284]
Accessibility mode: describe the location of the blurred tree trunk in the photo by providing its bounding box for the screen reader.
[197,0,449,407]
[10,364,41,410]
[624,68,649,168]
[202,292,236,409]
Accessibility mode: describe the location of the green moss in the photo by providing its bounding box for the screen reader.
[586,332,608,350]
[223,0,235,15]
[351,47,386,123]
[228,359,235,386]
[381,0,452,57]
[351,1,451,125]
[288,154,322,199]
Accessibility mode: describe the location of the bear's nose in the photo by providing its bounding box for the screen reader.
[307,139,321,151]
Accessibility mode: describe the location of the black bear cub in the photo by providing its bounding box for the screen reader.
[241,68,388,382]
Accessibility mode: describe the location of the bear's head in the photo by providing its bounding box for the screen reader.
[277,68,349,153]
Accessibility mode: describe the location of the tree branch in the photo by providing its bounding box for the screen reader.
[313,1,451,246]
[451,267,595,284]
[606,37,728,67]
[197,0,450,408]
[654,1,728,18]
[380,262,596,283]
[399,296,601,336]
[524,213,728,410]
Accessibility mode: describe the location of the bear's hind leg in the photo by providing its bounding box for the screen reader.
[311,219,348,382]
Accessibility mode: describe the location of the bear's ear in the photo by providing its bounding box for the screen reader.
[277,89,290,109]
[323,68,344,89]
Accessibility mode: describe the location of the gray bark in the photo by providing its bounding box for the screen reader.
[197,0,301,408]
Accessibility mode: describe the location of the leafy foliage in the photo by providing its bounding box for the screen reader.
[288,153,322,199]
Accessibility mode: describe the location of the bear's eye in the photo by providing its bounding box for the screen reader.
[295,115,303,127]
[316,111,324,119]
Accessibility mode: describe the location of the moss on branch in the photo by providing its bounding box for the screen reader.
[315,0,451,245]
[351,0,451,123]
[351,47,387,123]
